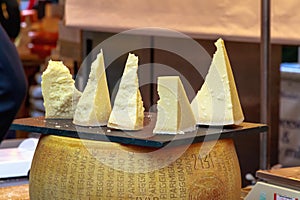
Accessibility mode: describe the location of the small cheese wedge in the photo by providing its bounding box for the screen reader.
[153,76,196,134]
[108,53,144,130]
[73,50,111,126]
[191,38,244,125]
[41,60,82,119]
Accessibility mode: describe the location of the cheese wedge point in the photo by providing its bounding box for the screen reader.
[108,53,144,130]
[154,76,196,134]
[191,38,244,125]
[73,49,111,126]
[41,60,82,119]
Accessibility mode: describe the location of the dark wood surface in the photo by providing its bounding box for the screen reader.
[11,115,267,148]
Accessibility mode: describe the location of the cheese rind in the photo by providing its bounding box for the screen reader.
[73,50,111,126]
[30,136,241,200]
[108,53,144,130]
[191,38,244,125]
[154,76,196,134]
[41,60,81,119]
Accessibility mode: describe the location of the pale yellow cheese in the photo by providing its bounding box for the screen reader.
[73,50,111,126]
[153,76,196,134]
[108,53,144,130]
[191,38,244,125]
[41,60,82,119]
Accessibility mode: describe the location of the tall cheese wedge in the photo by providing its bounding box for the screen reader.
[154,76,196,134]
[191,38,244,125]
[41,60,82,119]
[73,50,111,126]
[108,53,144,130]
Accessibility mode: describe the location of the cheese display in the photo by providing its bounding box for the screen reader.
[41,60,82,119]
[108,53,144,130]
[29,135,241,200]
[191,38,244,125]
[73,50,111,126]
[153,76,196,134]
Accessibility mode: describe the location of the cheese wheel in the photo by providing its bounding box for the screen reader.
[29,136,241,200]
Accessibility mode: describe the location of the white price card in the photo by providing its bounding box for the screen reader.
[274,193,298,200]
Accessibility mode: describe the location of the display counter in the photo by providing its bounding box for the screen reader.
[62,0,298,185]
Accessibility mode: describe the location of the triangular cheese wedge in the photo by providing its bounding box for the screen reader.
[41,60,82,119]
[73,50,111,126]
[108,53,144,130]
[153,76,196,134]
[191,38,244,125]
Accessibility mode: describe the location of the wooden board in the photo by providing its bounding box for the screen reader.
[10,115,267,148]
[0,184,29,200]
[256,167,300,191]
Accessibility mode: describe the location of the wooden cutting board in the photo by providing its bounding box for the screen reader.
[256,167,300,191]
[0,184,29,200]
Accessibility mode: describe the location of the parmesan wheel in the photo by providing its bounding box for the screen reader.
[30,136,241,200]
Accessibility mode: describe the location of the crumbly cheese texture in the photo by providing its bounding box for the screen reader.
[73,50,111,126]
[154,76,196,134]
[41,60,82,119]
[191,38,244,125]
[108,53,144,130]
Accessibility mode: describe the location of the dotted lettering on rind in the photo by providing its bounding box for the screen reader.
[30,137,240,200]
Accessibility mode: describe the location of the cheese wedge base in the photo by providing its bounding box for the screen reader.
[41,60,81,119]
[108,53,144,130]
[154,76,196,134]
[73,50,111,126]
[191,38,244,125]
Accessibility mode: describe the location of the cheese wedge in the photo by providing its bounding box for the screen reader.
[73,50,111,126]
[41,60,82,119]
[153,76,196,134]
[191,38,244,125]
[108,53,144,130]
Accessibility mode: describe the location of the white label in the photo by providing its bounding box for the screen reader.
[274,193,298,200]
